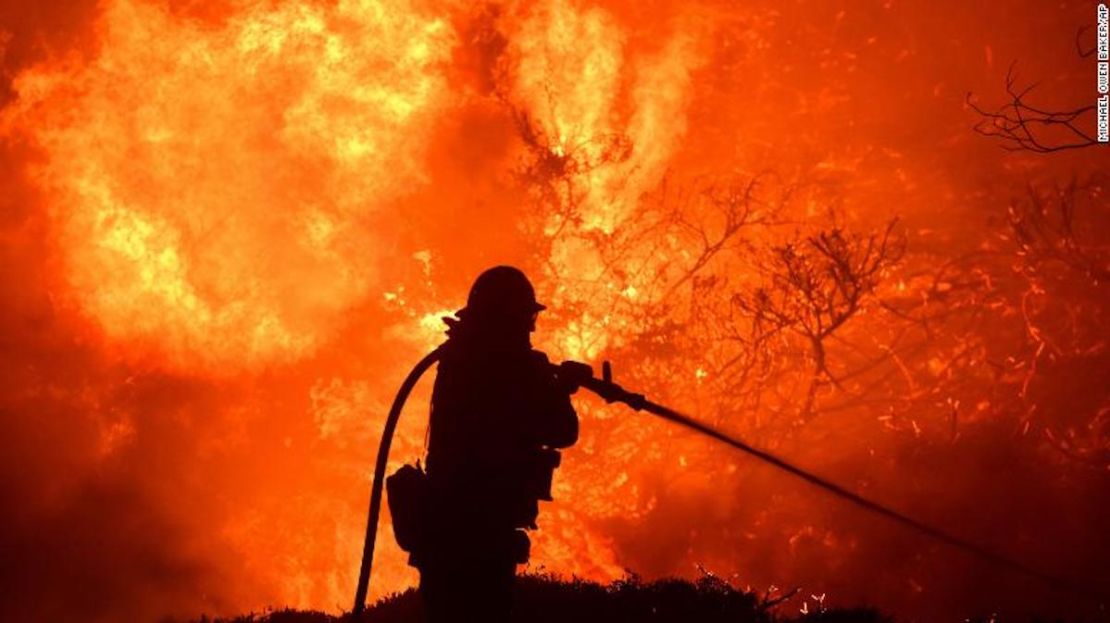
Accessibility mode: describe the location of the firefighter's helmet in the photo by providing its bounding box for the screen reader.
[458,265,546,320]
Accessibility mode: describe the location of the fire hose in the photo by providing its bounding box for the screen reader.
[352,344,444,615]
[352,349,1098,615]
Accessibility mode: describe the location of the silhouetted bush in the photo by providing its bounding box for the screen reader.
[192,574,888,623]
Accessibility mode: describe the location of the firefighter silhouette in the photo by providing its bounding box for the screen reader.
[395,266,587,623]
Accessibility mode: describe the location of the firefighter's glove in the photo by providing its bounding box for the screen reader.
[556,360,594,393]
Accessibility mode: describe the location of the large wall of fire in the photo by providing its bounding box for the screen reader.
[0,0,1106,621]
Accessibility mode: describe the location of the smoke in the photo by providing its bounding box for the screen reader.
[0,0,1106,621]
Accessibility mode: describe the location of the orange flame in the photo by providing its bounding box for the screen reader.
[0,0,1104,620]
[4,0,454,370]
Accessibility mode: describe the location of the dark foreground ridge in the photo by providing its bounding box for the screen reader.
[192,574,888,623]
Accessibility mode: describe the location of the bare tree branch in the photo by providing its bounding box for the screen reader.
[967,63,1097,153]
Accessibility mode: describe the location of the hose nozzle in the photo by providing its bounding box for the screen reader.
[560,359,647,410]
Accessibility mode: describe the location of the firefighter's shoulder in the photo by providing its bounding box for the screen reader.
[527,349,553,365]
[523,350,560,379]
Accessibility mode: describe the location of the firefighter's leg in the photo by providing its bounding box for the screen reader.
[418,559,512,623]
[480,529,528,622]
[467,555,516,623]
[418,561,462,623]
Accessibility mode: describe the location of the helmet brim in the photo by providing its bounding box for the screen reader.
[455,301,546,318]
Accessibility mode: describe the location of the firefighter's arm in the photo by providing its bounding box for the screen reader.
[543,391,578,449]
[529,352,580,448]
